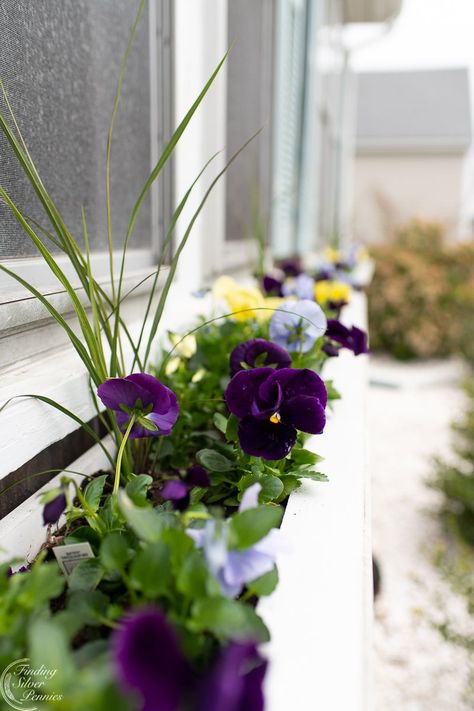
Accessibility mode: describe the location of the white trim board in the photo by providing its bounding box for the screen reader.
[258,292,373,711]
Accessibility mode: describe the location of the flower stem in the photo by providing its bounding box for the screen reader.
[114,415,137,494]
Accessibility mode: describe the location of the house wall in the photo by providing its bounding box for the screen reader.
[352,151,466,243]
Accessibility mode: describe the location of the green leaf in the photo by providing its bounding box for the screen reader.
[84,474,109,512]
[64,526,102,552]
[197,448,233,472]
[190,598,269,642]
[130,542,171,598]
[290,448,324,466]
[68,558,103,592]
[246,566,279,596]
[229,506,283,550]
[100,532,132,573]
[288,470,328,482]
[17,562,64,607]
[259,475,284,503]
[118,491,177,543]
[126,474,153,506]
[279,475,301,498]
[225,414,239,443]
[213,412,228,434]
[176,550,220,599]
[29,618,75,690]
[68,590,109,626]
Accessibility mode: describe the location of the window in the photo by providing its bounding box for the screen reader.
[0,0,173,286]
[224,0,276,258]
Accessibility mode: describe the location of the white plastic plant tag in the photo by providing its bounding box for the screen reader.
[53,542,95,577]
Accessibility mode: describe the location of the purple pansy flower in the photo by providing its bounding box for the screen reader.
[229,339,291,376]
[314,267,335,282]
[113,608,190,711]
[42,491,67,526]
[261,274,283,296]
[188,484,281,597]
[161,465,210,511]
[97,373,179,440]
[113,608,267,711]
[7,565,29,577]
[269,300,327,353]
[198,642,267,711]
[225,368,327,460]
[278,258,302,277]
[281,274,315,301]
[324,320,369,357]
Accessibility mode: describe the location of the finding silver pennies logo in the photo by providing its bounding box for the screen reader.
[0,658,63,710]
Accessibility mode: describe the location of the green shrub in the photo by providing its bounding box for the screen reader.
[368,219,474,360]
[431,379,474,545]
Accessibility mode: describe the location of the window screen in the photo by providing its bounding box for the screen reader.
[225,0,275,243]
[0,0,154,259]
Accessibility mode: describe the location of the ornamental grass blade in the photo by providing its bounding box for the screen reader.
[111,49,230,374]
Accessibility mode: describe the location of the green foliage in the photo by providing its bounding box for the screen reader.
[368,219,474,360]
[430,379,474,545]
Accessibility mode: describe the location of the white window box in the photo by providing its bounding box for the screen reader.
[0,290,372,711]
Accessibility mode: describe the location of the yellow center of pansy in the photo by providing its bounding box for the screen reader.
[269,412,281,424]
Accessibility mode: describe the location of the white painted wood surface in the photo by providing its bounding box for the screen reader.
[258,292,372,711]
[0,437,115,564]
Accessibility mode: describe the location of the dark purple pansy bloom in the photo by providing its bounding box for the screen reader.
[7,565,29,577]
[225,367,327,460]
[198,642,267,711]
[42,491,67,526]
[325,320,369,357]
[314,267,335,282]
[161,465,210,511]
[113,608,190,711]
[97,373,179,440]
[186,465,210,488]
[229,339,291,376]
[278,258,302,277]
[261,275,283,296]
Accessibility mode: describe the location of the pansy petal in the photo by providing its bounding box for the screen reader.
[225,368,274,419]
[42,492,67,525]
[264,368,328,408]
[239,483,262,512]
[238,417,297,460]
[125,374,172,414]
[147,402,179,435]
[229,339,291,376]
[280,395,326,435]
[351,326,369,355]
[186,465,210,488]
[222,549,275,589]
[113,608,189,711]
[198,643,267,711]
[97,378,147,411]
[161,480,188,501]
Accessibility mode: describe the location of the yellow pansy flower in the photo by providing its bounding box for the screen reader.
[323,246,342,264]
[259,296,286,321]
[168,332,197,359]
[213,276,266,321]
[314,280,351,306]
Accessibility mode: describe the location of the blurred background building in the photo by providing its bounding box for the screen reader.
[354,67,472,243]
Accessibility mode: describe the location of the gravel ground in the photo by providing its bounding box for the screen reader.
[369,357,474,711]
